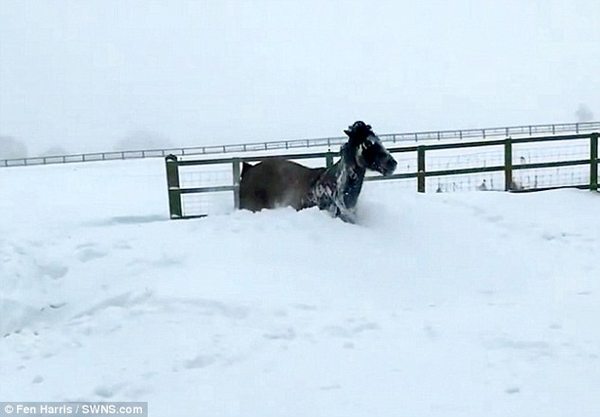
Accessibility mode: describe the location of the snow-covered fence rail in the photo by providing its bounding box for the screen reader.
[2,121,599,169]
[165,132,599,219]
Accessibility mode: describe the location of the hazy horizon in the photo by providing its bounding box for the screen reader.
[1,0,599,158]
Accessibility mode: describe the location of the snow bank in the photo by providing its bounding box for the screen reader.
[1,160,599,416]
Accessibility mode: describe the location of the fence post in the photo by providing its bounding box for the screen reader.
[165,155,183,218]
[591,133,598,191]
[504,137,513,191]
[417,145,426,193]
[232,158,241,209]
[326,152,334,168]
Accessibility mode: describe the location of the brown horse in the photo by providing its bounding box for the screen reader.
[239,121,397,223]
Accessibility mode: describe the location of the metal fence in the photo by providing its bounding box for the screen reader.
[2,121,599,168]
[165,132,599,219]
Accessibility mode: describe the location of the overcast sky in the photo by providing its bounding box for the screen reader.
[1,0,599,156]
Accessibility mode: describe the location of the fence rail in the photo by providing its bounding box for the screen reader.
[2,121,599,168]
[165,132,599,219]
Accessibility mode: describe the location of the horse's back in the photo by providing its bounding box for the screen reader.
[239,158,325,211]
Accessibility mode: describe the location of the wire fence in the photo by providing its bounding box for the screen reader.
[2,121,599,168]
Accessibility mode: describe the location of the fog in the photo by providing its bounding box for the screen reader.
[1,0,598,156]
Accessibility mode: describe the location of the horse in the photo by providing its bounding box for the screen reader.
[238,121,397,223]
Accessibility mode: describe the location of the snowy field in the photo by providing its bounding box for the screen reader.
[1,159,599,416]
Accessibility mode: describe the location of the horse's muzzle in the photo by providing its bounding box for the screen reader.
[381,157,397,176]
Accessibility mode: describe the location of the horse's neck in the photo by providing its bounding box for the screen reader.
[331,144,366,209]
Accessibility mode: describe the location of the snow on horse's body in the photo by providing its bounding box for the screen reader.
[238,121,397,223]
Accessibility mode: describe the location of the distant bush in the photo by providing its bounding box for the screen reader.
[575,104,594,122]
[40,146,69,157]
[0,136,28,159]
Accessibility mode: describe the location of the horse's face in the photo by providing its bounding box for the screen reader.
[345,121,397,176]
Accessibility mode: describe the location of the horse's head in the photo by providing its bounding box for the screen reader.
[344,121,397,176]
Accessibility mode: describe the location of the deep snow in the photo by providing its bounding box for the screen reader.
[1,159,599,416]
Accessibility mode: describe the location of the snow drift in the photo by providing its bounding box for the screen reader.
[1,159,599,416]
